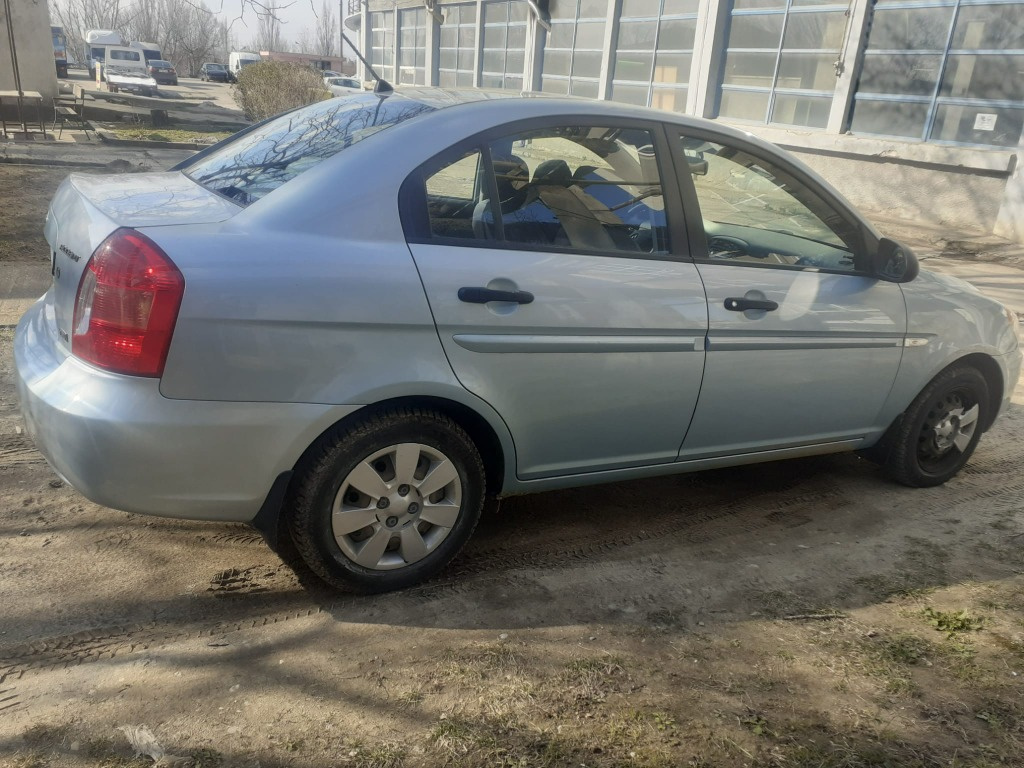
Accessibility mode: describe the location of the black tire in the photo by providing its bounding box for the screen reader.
[884,366,989,487]
[287,408,485,593]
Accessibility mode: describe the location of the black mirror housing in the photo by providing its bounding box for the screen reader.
[872,237,919,283]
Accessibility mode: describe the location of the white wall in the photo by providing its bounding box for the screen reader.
[0,0,59,99]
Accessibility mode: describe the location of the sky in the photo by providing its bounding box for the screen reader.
[212,0,357,54]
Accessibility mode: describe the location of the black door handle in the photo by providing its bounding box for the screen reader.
[458,287,534,305]
[724,297,778,312]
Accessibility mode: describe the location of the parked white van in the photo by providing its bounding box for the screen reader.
[228,51,262,79]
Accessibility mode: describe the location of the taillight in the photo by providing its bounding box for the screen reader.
[72,229,184,377]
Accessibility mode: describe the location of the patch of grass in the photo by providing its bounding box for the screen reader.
[877,633,932,665]
[188,747,224,767]
[9,751,48,768]
[922,607,985,636]
[108,125,233,144]
[343,741,407,768]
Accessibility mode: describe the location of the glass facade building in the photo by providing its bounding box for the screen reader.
[356,0,1024,149]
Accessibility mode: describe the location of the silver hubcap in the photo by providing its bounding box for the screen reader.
[331,443,462,571]
[924,398,980,457]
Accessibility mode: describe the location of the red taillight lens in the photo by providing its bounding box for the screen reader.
[72,229,184,377]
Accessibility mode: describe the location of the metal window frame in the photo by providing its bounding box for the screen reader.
[609,0,700,108]
[851,0,1024,146]
[539,0,606,96]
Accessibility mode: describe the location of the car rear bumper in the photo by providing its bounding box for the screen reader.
[15,299,357,522]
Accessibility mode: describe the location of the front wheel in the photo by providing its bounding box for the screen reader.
[884,366,989,487]
[287,408,485,593]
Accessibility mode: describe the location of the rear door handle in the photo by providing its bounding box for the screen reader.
[458,287,535,305]
[724,297,778,312]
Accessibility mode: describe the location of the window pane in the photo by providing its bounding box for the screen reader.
[543,49,572,76]
[781,12,845,50]
[622,0,660,16]
[610,82,650,105]
[682,137,857,267]
[483,49,504,71]
[654,52,692,83]
[850,99,929,139]
[456,71,475,86]
[939,55,1024,102]
[580,0,608,17]
[543,76,571,94]
[507,49,526,73]
[426,151,486,240]
[663,0,700,13]
[509,1,529,22]
[570,79,600,98]
[618,20,659,49]
[484,1,508,24]
[488,127,669,253]
[867,8,955,51]
[508,24,527,47]
[951,3,1024,49]
[576,21,606,48]
[777,53,837,90]
[931,104,1024,148]
[440,27,457,46]
[614,51,655,81]
[549,0,576,19]
[734,0,786,8]
[573,50,604,76]
[505,76,524,90]
[658,19,697,50]
[652,85,687,112]
[549,22,575,48]
[728,14,785,49]
[722,51,777,87]
[770,93,831,128]
[857,53,942,96]
[439,70,457,87]
[718,89,770,121]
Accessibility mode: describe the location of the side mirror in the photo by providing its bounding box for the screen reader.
[685,150,708,176]
[872,237,919,283]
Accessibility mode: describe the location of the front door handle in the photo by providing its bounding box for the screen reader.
[724,297,778,312]
[458,287,535,305]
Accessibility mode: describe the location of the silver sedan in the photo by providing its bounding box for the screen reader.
[15,89,1021,593]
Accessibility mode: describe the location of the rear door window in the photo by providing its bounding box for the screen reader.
[183,95,435,206]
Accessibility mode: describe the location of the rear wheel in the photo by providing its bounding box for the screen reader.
[884,366,989,487]
[287,408,485,593]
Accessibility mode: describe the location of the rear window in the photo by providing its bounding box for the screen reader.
[184,94,434,206]
[110,49,140,61]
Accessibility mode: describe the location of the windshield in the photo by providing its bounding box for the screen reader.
[207,63,226,70]
[184,94,434,206]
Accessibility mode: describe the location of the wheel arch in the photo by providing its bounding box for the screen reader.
[253,394,513,553]
[951,352,1004,432]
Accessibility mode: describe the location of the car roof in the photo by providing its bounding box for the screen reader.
[382,87,769,145]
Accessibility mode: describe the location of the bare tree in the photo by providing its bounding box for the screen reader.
[51,0,129,66]
[314,0,336,58]
[254,0,282,52]
[293,27,315,54]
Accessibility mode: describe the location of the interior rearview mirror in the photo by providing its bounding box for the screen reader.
[873,237,919,283]
[685,150,708,176]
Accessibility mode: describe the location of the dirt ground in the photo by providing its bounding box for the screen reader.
[1,163,1022,768]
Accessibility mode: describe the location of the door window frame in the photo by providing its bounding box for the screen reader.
[664,125,875,276]
[399,115,693,263]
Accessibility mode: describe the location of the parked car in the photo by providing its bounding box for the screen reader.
[199,62,231,83]
[104,67,158,97]
[147,59,178,85]
[15,90,1021,595]
[325,75,362,96]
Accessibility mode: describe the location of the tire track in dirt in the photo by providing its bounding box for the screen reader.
[0,481,843,681]
[3,446,1022,683]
